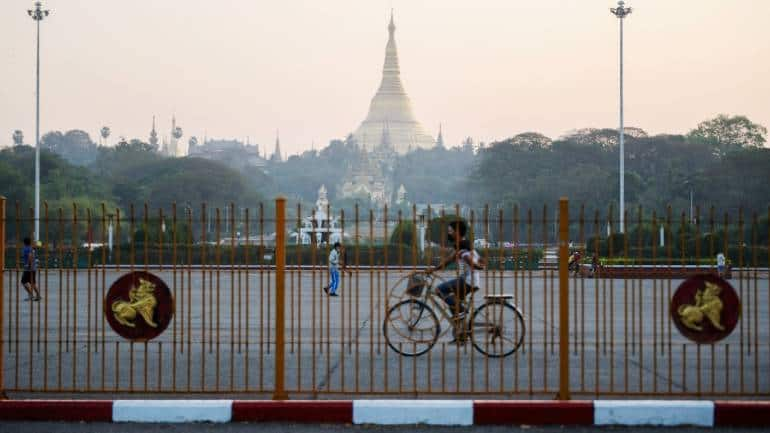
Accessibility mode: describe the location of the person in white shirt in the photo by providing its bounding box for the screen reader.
[717,252,726,277]
[323,242,343,297]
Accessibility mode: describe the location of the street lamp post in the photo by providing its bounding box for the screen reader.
[28,1,50,242]
[107,213,115,262]
[611,0,631,233]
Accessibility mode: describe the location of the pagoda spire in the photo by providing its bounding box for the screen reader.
[435,123,444,148]
[379,9,403,94]
[271,129,282,162]
[149,115,159,149]
[352,10,435,154]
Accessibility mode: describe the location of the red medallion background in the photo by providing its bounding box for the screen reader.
[670,274,740,344]
[104,271,174,341]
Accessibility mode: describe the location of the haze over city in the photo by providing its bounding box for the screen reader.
[2,0,769,155]
[2,2,770,422]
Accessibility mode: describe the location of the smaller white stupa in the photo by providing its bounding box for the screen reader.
[395,184,407,205]
[294,185,343,245]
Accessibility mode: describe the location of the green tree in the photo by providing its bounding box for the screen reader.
[390,220,417,246]
[687,114,767,157]
[508,132,552,150]
[41,129,98,165]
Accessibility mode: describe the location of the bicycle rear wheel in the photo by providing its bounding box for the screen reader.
[469,301,525,357]
[383,299,440,357]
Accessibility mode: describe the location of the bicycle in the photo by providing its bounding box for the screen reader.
[382,270,526,357]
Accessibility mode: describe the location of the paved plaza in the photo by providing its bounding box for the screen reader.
[3,269,768,398]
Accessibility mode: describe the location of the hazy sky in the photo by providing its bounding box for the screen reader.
[2,0,769,155]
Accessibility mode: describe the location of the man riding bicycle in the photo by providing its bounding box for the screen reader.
[428,220,486,323]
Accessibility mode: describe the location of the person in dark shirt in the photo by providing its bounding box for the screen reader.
[21,237,41,301]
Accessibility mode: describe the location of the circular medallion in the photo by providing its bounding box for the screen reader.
[104,271,174,341]
[670,274,740,344]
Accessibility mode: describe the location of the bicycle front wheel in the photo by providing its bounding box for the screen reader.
[383,299,440,357]
[470,301,525,358]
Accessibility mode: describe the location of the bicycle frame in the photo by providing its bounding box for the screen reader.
[410,273,480,338]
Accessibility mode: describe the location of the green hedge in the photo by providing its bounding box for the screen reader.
[4,243,544,270]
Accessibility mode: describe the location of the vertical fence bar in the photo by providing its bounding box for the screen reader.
[541,205,549,391]
[171,204,177,392]
[86,208,92,391]
[200,203,207,390]
[354,203,360,394]
[368,209,374,392]
[186,206,193,392]
[14,204,20,390]
[259,203,265,390]
[558,197,570,400]
[72,203,79,391]
[0,196,5,397]
[244,207,250,392]
[215,207,221,391]
[273,197,288,400]
[46,202,51,391]
[651,210,658,393]
[737,208,745,393]
[295,204,302,391]
[751,212,758,393]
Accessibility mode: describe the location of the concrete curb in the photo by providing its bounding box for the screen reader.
[354,400,473,425]
[0,399,769,426]
[595,400,713,426]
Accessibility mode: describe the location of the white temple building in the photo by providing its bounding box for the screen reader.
[158,115,186,157]
[352,11,435,155]
[293,185,344,245]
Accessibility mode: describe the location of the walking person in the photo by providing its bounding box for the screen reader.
[323,242,345,297]
[21,237,41,301]
[716,252,726,277]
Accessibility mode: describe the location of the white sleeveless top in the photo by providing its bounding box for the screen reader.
[458,249,481,288]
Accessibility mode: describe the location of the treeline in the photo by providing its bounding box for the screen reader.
[0,141,264,242]
[471,115,769,217]
[2,114,768,230]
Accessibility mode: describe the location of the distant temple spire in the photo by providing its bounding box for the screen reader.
[271,129,282,162]
[149,115,159,149]
[435,123,444,148]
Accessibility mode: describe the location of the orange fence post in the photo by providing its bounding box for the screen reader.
[558,197,570,400]
[0,196,5,398]
[273,197,288,400]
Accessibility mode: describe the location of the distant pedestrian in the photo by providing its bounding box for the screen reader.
[21,237,41,301]
[591,254,599,277]
[716,252,726,277]
[323,242,344,297]
[568,250,582,275]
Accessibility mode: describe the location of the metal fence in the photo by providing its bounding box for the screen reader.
[0,196,767,398]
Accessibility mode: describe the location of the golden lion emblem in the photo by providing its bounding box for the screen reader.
[677,281,725,332]
[111,278,158,328]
